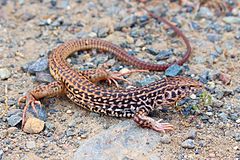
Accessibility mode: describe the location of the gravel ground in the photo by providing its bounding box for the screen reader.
[0,0,239,160]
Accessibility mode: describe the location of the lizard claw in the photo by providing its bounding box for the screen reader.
[134,112,174,133]
[18,93,41,129]
[151,120,174,133]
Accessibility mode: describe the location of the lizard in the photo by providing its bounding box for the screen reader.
[18,10,203,132]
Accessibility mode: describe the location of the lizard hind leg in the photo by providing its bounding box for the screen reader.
[133,110,174,133]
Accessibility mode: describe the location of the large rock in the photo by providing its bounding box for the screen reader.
[73,120,166,160]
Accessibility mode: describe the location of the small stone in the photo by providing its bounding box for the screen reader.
[199,70,209,83]
[0,130,7,139]
[35,72,54,83]
[187,129,197,139]
[159,135,171,144]
[190,94,197,99]
[66,110,72,114]
[7,114,22,127]
[45,122,55,132]
[214,45,223,54]
[236,119,240,124]
[235,33,240,40]
[206,112,213,116]
[218,112,228,122]
[229,113,238,121]
[181,139,195,149]
[119,68,130,75]
[235,133,240,141]
[27,105,47,122]
[207,33,222,42]
[196,7,214,19]
[234,86,240,93]
[7,127,18,134]
[21,153,42,160]
[139,15,149,23]
[7,98,16,106]
[165,64,182,77]
[209,153,216,158]
[224,24,233,32]
[218,73,231,85]
[146,48,158,55]
[117,15,137,29]
[21,13,35,21]
[79,130,88,139]
[66,128,75,137]
[222,16,240,24]
[0,150,3,160]
[68,120,77,127]
[0,68,11,80]
[189,21,201,30]
[28,58,48,74]
[23,117,45,134]
[156,50,172,60]
[135,39,145,47]
[211,98,224,108]
[126,35,134,44]
[26,141,36,149]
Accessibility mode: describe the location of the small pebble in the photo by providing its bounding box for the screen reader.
[135,39,145,47]
[23,117,45,134]
[0,150,3,160]
[159,135,171,144]
[27,105,47,122]
[66,110,72,114]
[218,73,231,85]
[146,48,158,55]
[27,58,48,74]
[181,139,195,149]
[45,122,55,131]
[66,128,75,137]
[21,13,35,21]
[0,130,7,139]
[218,112,228,122]
[222,16,240,24]
[7,127,18,134]
[190,94,197,99]
[0,68,11,80]
[189,21,201,30]
[7,114,22,127]
[117,15,137,29]
[211,98,224,108]
[196,7,214,19]
[35,72,54,83]
[236,119,240,124]
[165,64,182,77]
[207,33,222,43]
[187,129,197,139]
[26,141,36,149]
[156,50,172,61]
[235,133,240,141]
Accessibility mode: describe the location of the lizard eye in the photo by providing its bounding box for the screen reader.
[181,86,186,90]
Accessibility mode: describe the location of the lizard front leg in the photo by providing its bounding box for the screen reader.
[133,110,174,133]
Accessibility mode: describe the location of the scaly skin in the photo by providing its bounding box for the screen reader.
[19,13,203,132]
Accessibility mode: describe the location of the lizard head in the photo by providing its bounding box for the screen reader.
[155,76,204,107]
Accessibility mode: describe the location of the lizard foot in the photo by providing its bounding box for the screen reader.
[134,111,174,133]
[18,93,41,129]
